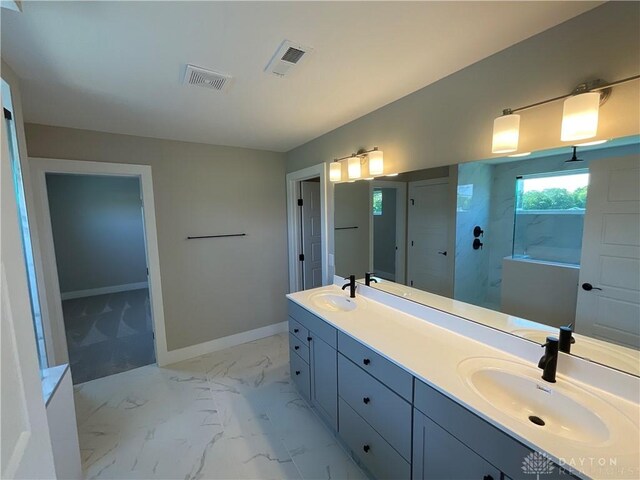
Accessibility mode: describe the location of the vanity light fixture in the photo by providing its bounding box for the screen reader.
[330,160,342,182]
[492,75,638,154]
[348,155,361,179]
[492,110,521,154]
[330,147,385,182]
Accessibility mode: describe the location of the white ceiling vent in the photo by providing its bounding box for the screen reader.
[265,40,313,77]
[184,64,232,92]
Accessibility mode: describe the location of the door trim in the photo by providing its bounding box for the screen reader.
[286,164,330,292]
[28,158,170,366]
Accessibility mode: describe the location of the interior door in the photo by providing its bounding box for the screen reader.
[1,101,56,478]
[301,180,322,289]
[407,179,451,296]
[575,154,640,348]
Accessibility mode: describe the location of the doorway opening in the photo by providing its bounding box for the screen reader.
[45,173,154,383]
[286,164,329,292]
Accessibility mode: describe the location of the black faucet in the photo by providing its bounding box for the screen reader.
[365,272,378,287]
[538,336,559,383]
[558,323,575,354]
[342,275,356,298]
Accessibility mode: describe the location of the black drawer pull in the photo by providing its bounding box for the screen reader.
[294,345,300,350]
[307,336,313,342]
[363,397,370,404]
[294,328,299,333]
[483,476,493,480]
[363,444,370,453]
[295,370,301,376]
[363,358,371,366]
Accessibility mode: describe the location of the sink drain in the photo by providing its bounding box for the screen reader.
[528,415,545,426]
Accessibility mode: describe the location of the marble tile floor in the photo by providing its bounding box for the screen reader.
[74,333,367,480]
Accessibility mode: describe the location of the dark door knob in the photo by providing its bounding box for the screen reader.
[482,476,493,480]
[582,283,602,291]
[294,346,299,350]
[438,251,447,256]
[473,238,483,250]
[363,397,370,404]
[362,444,370,453]
[363,358,371,366]
[295,370,300,375]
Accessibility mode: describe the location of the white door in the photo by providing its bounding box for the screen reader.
[575,154,640,349]
[301,181,323,289]
[407,179,451,296]
[2,102,56,478]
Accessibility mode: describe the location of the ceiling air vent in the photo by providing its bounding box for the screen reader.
[184,64,232,92]
[265,40,313,77]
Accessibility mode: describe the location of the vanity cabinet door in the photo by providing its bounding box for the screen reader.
[309,334,338,430]
[290,348,310,401]
[413,409,500,480]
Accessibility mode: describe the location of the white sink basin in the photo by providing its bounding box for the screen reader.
[457,357,636,446]
[511,328,640,376]
[309,293,360,312]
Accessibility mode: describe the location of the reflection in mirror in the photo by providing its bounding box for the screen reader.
[334,136,640,376]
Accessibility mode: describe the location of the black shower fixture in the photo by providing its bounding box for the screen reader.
[565,146,584,163]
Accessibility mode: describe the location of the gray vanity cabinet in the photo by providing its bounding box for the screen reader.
[288,300,338,431]
[413,409,500,480]
[309,334,338,430]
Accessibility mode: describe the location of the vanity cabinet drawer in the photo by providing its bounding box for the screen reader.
[338,354,411,460]
[338,398,411,480]
[414,379,576,480]
[288,300,337,348]
[288,318,308,344]
[290,349,310,401]
[288,333,309,364]
[337,331,413,401]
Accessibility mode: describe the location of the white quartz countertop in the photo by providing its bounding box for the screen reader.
[287,285,639,480]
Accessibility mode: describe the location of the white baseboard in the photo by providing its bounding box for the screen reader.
[60,281,149,300]
[159,321,288,367]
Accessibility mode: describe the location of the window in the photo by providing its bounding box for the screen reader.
[513,170,589,265]
[2,79,48,370]
[372,189,382,216]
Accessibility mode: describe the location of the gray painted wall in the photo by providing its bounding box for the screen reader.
[286,3,639,175]
[25,123,288,352]
[46,174,147,293]
[334,182,370,278]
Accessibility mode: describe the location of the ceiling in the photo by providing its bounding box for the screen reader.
[1,1,601,152]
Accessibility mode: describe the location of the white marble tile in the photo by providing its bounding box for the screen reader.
[74,333,364,480]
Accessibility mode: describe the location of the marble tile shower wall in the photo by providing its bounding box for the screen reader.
[454,162,493,308]
[485,154,594,307]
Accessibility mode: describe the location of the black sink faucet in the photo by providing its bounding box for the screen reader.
[342,275,356,298]
[558,323,575,354]
[538,336,559,383]
[365,272,378,287]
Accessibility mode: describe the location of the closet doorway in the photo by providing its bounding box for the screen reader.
[29,159,169,380]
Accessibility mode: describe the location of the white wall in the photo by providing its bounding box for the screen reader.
[24,123,288,352]
[46,173,148,294]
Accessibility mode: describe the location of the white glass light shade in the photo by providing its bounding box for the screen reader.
[492,114,520,154]
[348,156,361,179]
[561,92,600,142]
[330,161,342,182]
[368,150,384,176]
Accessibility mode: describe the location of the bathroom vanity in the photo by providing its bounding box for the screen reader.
[286,284,639,480]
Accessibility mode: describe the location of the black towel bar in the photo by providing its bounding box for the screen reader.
[187,233,246,239]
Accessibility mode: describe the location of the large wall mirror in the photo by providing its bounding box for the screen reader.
[333,136,640,376]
